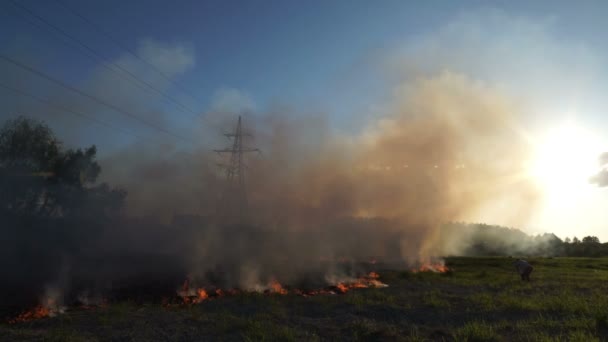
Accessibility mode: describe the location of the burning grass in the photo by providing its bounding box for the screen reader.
[6,269,390,324]
[8,306,52,324]
[7,295,67,325]
[412,260,451,273]
[2,257,608,341]
[173,271,389,305]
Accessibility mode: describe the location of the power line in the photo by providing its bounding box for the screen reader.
[0,53,194,143]
[7,0,202,120]
[214,115,260,223]
[0,82,140,140]
[52,0,204,107]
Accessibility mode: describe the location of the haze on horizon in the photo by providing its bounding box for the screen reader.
[1,0,608,242]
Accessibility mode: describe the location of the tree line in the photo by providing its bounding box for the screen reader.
[442,222,608,257]
[0,116,125,219]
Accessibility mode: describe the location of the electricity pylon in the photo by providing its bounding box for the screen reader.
[213,115,260,224]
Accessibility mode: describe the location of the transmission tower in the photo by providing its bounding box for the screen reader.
[214,115,260,224]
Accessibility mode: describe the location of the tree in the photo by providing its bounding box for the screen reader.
[0,116,60,170]
[582,236,600,244]
[0,117,60,214]
[0,116,125,217]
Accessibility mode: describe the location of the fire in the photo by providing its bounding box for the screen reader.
[9,270,390,323]
[9,271,391,322]
[177,278,210,304]
[178,278,290,303]
[413,261,450,273]
[196,289,208,301]
[329,273,388,294]
[268,280,288,295]
[335,283,349,293]
[8,296,65,324]
[350,282,368,289]
[8,305,51,324]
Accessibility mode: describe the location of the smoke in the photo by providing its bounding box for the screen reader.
[61,13,546,291]
[89,71,540,293]
[244,71,539,260]
[2,8,591,313]
[590,152,608,187]
[438,223,563,257]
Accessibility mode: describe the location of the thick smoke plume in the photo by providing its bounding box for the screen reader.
[249,72,539,254]
[1,70,543,319]
[94,71,541,291]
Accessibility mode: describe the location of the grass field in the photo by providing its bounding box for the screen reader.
[2,257,608,341]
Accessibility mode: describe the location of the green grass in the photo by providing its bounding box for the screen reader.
[2,257,608,341]
[452,320,497,342]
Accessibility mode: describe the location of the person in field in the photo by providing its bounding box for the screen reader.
[513,259,533,281]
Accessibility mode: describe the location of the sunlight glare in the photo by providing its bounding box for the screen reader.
[529,122,602,202]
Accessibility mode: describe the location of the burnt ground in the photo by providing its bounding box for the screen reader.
[1,257,608,341]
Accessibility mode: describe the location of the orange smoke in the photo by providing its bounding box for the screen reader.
[244,72,539,263]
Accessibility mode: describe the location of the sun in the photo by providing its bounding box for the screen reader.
[528,122,602,200]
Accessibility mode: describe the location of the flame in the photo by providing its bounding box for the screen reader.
[350,282,368,289]
[413,261,450,273]
[177,278,210,304]
[8,296,64,324]
[335,283,349,293]
[8,305,51,324]
[165,271,389,308]
[195,289,208,302]
[268,280,288,295]
[330,272,388,294]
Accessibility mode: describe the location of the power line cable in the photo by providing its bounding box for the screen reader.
[0,82,140,139]
[7,0,202,120]
[52,0,204,108]
[0,53,194,143]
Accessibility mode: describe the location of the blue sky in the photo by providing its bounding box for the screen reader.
[2,0,608,141]
[2,0,608,239]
